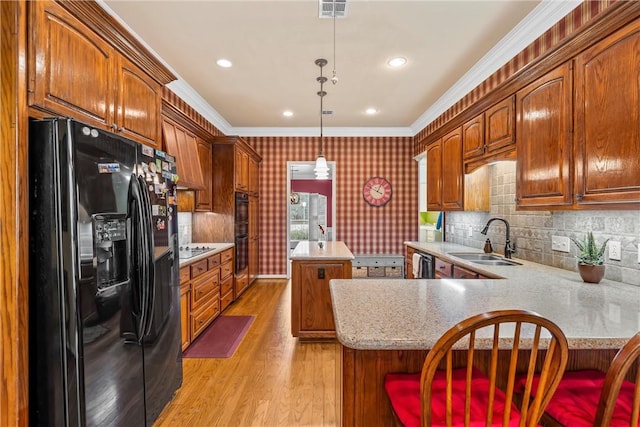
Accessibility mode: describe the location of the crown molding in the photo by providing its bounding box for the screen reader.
[233,127,413,137]
[409,0,582,135]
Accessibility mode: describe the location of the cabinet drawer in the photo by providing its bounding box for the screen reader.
[190,259,208,279]
[435,259,453,278]
[221,248,234,264]
[220,289,234,312]
[191,271,220,310]
[453,265,480,279]
[220,274,233,296]
[220,260,233,280]
[191,298,220,339]
[235,273,249,297]
[207,253,221,269]
[180,266,191,284]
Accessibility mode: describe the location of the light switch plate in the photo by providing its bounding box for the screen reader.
[467,226,473,238]
[551,236,570,253]
[609,241,621,261]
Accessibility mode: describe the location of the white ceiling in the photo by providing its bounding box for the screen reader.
[101,0,581,136]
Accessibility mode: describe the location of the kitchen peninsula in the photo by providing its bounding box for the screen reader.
[331,242,640,427]
[290,241,354,338]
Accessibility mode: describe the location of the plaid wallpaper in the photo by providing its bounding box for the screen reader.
[248,136,417,276]
[413,0,617,154]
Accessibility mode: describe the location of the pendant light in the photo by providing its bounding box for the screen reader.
[314,58,329,180]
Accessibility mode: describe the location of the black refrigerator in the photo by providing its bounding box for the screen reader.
[29,118,183,426]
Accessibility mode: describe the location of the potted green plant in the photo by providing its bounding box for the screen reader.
[570,232,609,283]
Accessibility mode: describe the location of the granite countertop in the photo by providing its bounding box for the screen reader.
[178,242,235,267]
[330,241,640,351]
[290,240,355,261]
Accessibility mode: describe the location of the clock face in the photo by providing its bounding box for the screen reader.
[363,177,392,207]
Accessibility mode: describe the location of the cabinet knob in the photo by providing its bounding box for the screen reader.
[514,197,520,203]
[110,124,117,130]
[575,193,583,201]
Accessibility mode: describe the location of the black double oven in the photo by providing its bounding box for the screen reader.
[235,192,249,273]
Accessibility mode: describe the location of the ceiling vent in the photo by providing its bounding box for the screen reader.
[319,0,347,18]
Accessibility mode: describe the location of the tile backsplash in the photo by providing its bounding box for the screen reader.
[446,162,640,286]
[177,212,192,245]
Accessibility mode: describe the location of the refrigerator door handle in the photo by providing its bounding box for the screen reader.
[128,175,147,342]
[136,174,155,338]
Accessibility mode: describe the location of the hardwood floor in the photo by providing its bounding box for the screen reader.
[155,279,340,426]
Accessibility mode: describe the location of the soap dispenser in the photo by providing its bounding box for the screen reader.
[483,238,493,254]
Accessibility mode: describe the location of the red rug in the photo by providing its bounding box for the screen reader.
[183,315,254,358]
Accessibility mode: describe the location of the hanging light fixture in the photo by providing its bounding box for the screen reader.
[331,0,338,85]
[314,58,330,180]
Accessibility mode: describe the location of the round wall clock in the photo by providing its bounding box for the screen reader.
[363,177,392,207]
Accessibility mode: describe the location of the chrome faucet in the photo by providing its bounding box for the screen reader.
[481,217,516,259]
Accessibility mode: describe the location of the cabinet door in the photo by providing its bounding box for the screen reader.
[180,285,190,351]
[574,20,640,207]
[516,62,573,208]
[235,149,249,191]
[195,139,213,211]
[485,96,515,154]
[299,263,344,332]
[462,114,484,160]
[426,140,442,210]
[441,127,464,210]
[29,1,115,128]
[115,56,162,147]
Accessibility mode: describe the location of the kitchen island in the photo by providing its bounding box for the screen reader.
[291,241,354,338]
[331,242,640,426]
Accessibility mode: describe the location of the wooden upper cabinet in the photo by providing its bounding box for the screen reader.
[162,119,205,191]
[441,127,464,210]
[485,96,515,154]
[462,115,484,160]
[115,56,162,147]
[574,19,640,208]
[29,1,115,127]
[426,140,442,211]
[516,62,573,209]
[28,0,165,148]
[235,148,249,192]
[195,138,213,211]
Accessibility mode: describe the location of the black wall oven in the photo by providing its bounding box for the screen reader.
[235,192,249,273]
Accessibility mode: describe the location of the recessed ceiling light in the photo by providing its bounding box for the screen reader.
[216,58,232,68]
[283,110,293,117]
[387,57,407,68]
[365,108,378,115]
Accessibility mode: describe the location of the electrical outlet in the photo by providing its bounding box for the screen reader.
[467,226,473,238]
[609,241,621,261]
[551,236,570,253]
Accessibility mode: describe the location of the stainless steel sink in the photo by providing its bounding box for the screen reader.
[447,252,521,266]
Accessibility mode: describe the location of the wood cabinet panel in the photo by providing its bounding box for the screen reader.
[162,119,205,191]
[434,258,453,278]
[195,138,213,211]
[453,265,480,279]
[462,114,484,160]
[405,247,415,279]
[191,298,220,339]
[235,148,249,191]
[485,96,515,154]
[180,285,190,351]
[29,1,114,127]
[441,127,464,210]
[516,62,573,208]
[116,56,161,147]
[221,248,234,265]
[190,269,219,311]
[291,259,352,338]
[425,140,442,210]
[248,157,259,196]
[189,258,208,279]
[574,19,640,207]
[235,272,249,298]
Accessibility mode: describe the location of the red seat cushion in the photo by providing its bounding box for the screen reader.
[519,370,639,427]
[384,367,523,427]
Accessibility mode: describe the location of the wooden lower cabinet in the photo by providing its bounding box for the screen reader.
[434,258,453,278]
[235,271,249,298]
[291,259,352,338]
[180,247,235,350]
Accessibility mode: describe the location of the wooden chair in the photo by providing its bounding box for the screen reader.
[384,310,569,427]
[524,331,640,427]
